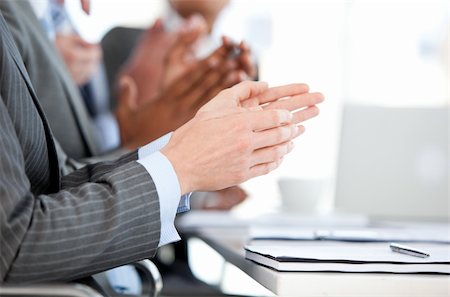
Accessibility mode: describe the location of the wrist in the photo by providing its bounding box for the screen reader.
[160,145,192,195]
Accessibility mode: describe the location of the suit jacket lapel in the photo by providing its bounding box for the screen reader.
[1,14,61,189]
[18,1,99,157]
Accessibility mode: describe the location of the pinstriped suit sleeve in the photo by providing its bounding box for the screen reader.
[0,95,161,284]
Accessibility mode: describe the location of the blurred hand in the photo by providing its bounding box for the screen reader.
[201,186,248,210]
[116,42,247,148]
[120,17,257,108]
[222,37,258,80]
[120,15,207,105]
[161,81,324,194]
[55,33,102,86]
[56,0,90,14]
[80,0,90,14]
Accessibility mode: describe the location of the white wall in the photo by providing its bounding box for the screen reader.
[66,0,449,215]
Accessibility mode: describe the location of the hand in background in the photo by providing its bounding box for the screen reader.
[56,0,91,14]
[161,81,324,194]
[222,36,258,80]
[55,33,102,86]
[116,41,247,149]
[201,186,248,210]
[119,18,257,108]
[120,15,207,106]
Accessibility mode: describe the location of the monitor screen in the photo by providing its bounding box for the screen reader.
[335,105,449,220]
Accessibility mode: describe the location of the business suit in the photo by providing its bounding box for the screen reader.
[0,11,161,284]
[0,0,98,159]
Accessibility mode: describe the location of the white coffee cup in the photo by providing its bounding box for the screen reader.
[278,177,327,214]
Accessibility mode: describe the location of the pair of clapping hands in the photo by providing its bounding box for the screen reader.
[115,15,324,194]
[162,81,324,194]
[116,15,258,149]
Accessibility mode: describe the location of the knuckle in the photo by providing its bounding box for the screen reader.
[263,163,273,175]
[273,146,284,160]
[296,111,306,122]
[276,126,290,143]
[311,105,320,116]
[271,110,282,124]
[274,129,283,143]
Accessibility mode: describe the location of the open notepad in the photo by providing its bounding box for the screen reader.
[245,242,450,274]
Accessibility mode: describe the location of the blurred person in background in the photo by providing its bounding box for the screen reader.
[1,0,252,295]
[100,0,259,294]
[2,0,255,295]
[0,0,325,292]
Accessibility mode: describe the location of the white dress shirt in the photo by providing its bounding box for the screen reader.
[137,132,190,247]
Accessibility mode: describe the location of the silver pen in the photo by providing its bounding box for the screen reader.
[390,243,430,258]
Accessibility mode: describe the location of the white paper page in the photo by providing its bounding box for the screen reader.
[245,242,450,264]
[249,225,450,243]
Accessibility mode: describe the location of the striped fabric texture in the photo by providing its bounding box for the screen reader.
[0,0,99,160]
[0,11,161,284]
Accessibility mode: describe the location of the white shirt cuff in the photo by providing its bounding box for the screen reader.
[138,133,172,159]
[137,151,182,247]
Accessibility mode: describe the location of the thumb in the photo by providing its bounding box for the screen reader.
[228,80,268,104]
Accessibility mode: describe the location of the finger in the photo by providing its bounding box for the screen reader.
[189,60,245,110]
[252,124,302,149]
[237,41,257,78]
[76,37,100,49]
[197,70,247,109]
[239,52,257,79]
[179,71,225,112]
[149,18,164,33]
[246,109,293,133]
[80,0,90,14]
[264,92,325,112]
[169,45,229,98]
[221,35,238,50]
[248,83,310,106]
[166,14,207,63]
[226,80,269,105]
[71,46,102,66]
[248,160,282,179]
[251,141,294,167]
[292,105,321,124]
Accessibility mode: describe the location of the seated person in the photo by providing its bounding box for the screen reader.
[0,6,324,287]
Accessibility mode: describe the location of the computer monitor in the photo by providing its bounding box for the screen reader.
[334,104,449,220]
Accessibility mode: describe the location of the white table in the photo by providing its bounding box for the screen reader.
[180,224,450,297]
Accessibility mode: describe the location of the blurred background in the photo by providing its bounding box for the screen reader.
[62,0,448,295]
[65,0,449,216]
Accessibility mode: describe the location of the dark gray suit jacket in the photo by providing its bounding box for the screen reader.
[0,0,98,159]
[0,11,161,284]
